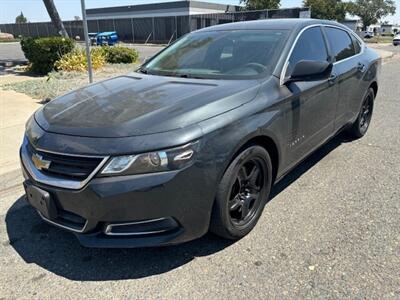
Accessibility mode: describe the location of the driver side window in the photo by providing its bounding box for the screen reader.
[286,27,329,77]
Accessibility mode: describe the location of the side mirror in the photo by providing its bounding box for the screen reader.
[287,60,332,83]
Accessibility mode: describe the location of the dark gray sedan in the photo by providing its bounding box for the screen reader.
[21,19,380,248]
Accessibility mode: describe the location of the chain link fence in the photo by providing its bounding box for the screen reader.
[0,8,310,44]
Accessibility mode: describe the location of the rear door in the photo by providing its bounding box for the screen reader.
[323,26,365,129]
[283,26,338,166]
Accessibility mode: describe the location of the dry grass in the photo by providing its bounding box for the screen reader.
[364,36,394,44]
[1,63,138,101]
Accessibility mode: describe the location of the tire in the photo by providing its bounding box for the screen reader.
[347,87,375,139]
[210,145,273,240]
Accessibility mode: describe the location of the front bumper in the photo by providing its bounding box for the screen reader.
[20,148,218,248]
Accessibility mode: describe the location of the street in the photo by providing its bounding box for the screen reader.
[0,54,399,299]
[0,42,26,65]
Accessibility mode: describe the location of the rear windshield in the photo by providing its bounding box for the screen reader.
[141,29,289,79]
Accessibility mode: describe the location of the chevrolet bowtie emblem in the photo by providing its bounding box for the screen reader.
[31,153,51,171]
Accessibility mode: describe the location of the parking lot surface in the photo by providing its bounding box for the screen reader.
[0,56,399,299]
[0,42,26,65]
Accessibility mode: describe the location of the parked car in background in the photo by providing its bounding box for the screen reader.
[20,19,380,248]
[88,32,98,46]
[96,31,119,46]
[393,34,400,46]
[363,31,375,38]
[363,31,374,38]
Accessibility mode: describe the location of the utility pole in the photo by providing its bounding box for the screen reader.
[43,0,69,37]
[80,0,93,83]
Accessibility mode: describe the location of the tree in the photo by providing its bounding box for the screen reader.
[348,0,396,30]
[240,0,280,10]
[42,0,68,37]
[15,12,27,24]
[303,0,349,21]
[74,16,81,21]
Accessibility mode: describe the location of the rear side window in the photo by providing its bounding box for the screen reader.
[351,34,362,54]
[286,26,328,77]
[324,27,356,62]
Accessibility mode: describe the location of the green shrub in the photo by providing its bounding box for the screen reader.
[103,46,139,64]
[20,37,75,74]
[55,48,106,72]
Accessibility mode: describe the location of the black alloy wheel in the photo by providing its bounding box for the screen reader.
[358,90,374,134]
[348,87,375,139]
[210,145,273,239]
[228,158,264,227]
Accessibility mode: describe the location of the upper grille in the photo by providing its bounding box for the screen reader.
[27,142,104,180]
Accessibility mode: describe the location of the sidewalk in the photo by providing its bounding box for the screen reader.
[373,48,394,59]
[0,77,40,175]
[367,44,395,60]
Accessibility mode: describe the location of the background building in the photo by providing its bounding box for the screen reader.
[0,0,311,44]
[86,1,241,19]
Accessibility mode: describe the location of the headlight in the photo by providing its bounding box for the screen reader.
[100,142,198,176]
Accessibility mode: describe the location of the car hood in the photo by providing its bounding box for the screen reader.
[35,73,261,138]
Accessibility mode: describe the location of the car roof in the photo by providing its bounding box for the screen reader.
[97,31,117,36]
[196,18,347,32]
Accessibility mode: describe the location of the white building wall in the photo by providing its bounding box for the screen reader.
[87,8,190,20]
[87,6,230,20]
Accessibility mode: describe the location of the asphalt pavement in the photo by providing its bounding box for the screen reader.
[0,53,399,299]
[0,42,26,65]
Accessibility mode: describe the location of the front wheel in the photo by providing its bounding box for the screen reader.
[347,87,375,139]
[210,146,272,240]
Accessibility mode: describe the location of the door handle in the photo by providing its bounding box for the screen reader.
[328,73,337,85]
[357,62,366,72]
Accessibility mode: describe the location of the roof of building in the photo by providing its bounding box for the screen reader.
[86,0,241,15]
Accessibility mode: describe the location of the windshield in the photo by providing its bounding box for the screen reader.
[141,29,289,79]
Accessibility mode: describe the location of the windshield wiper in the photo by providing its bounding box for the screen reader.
[137,69,205,79]
[175,73,205,79]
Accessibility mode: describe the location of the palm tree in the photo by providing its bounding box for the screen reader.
[43,0,69,37]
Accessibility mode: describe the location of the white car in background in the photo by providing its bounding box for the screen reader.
[393,34,400,46]
[363,31,375,38]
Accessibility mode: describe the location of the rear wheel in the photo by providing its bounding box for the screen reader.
[348,87,374,139]
[210,146,272,239]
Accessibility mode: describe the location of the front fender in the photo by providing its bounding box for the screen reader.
[198,102,285,183]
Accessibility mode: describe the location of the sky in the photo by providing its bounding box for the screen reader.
[2,0,400,24]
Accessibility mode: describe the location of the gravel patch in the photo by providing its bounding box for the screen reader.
[0,63,138,101]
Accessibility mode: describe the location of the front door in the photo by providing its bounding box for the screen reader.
[283,26,338,167]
